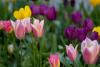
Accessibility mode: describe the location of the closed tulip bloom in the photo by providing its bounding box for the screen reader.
[8,44,14,54]
[88,32,99,40]
[76,28,87,41]
[48,54,60,67]
[81,37,100,64]
[82,18,94,32]
[45,7,56,20]
[64,25,77,40]
[3,20,13,33]
[66,44,78,62]
[71,11,82,24]
[31,18,44,38]
[14,5,31,20]
[30,4,40,15]
[39,4,48,15]
[11,20,26,40]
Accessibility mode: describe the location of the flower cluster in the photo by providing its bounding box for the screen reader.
[0,5,45,40]
[30,4,57,20]
[64,11,98,41]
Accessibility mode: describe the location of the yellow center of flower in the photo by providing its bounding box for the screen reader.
[90,0,100,7]
[13,5,31,20]
[93,26,100,36]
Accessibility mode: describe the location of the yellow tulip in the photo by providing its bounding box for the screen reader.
[93,26,100,36]
[13,5,31,20]
[90,0,100,7]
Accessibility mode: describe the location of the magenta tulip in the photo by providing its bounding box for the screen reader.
[48,54,60,67]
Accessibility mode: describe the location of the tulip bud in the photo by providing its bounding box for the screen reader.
[8,44,14,54]
[66,44,78,62]
[0,21,4,30]
[48,54,60,67]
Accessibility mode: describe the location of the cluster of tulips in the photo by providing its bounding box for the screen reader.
[0,5,44,40]
[48,37,100,67]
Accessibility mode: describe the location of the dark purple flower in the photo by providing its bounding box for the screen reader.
[71,11,82,24]
[63,0,68,7]
[39,4,48,15]
[88,32,99,40]
[82,18,94,33]
[64,25,77,40]
[45,7,57,20]
[30,4,40,15]
[71,0,75,7]
[76,28,87,41]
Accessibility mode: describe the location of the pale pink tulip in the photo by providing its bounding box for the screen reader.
[31,18,44,38]
[48,54,60,67]
[11,20,25,40]
[22,18,32,33]
[66,44,78,62]
[81,37,100,64]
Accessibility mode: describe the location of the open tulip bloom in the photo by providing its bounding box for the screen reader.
[81,37,100,64]
[31,18,44,38]
[66,44,78,62]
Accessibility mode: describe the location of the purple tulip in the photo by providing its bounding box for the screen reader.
[82,18,94,32]
[30,4,40,15]
[76,28,87,41]
[64,25,77,40]
[88,32,99,40]
[71,11,82,24]
[63,0,68,7]
[71,0,75,7]
[45,7,57,20]
[39,4,48,15]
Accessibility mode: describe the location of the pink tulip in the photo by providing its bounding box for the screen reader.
[66,44,78,62]
[3,20,13,33]
[81,37,100,64]
[31,18,44,38]
[11,20,26,40]
[0,21,4,30]
[48,54,60,67]
[22,18,32,33]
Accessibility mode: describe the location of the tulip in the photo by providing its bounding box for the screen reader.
[71,11,82,24]
[11,20,26,40]
[8,44,14,54]
[0,21,4,30]
[3,20,13,33]
[71,0,75,7]
[76,28,87,41]
[45,7,56,20]
[39,4,48,15]
[30,4,40,15]
[48,54,60,67]
[64,25,77,40]
[88,32,99,40]
[82,18,94,32]
[13,5,31,20]
[22,18,32,33]
[66,44,78,62]
[81,37,100,64]
[31,18,44,38]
